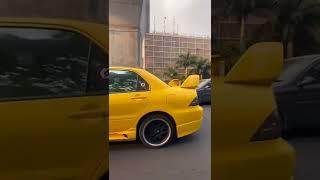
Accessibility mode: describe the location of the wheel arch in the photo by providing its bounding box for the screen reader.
[136,111,177,140]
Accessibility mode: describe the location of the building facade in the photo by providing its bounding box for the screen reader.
[144,33,211,80]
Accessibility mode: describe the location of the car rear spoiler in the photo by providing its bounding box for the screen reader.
[168,75,200,89]
[181,75,200,89]
[168,79,181,87]
[224,42,284,85]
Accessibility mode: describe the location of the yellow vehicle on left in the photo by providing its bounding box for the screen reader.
[0,18,108,180]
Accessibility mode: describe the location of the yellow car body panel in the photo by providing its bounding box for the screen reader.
[213,43,295,180]
[109,67,203,141]
[0,18,107,179]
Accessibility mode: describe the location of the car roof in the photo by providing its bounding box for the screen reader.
[285,55,320,64]
[0,17,108,50]
[278,55,320,82]
[110,67,142,71]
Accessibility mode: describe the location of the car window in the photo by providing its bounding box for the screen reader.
[0,27,90,101]
[109,70,149,94]
[87,42,108,94]
[198,79,210,89]
[278,58,318,82]
[304,63,320,81]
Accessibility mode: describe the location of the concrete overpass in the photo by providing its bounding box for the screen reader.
[109,0,150,67]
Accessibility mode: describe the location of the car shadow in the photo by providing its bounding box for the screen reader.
[109,133,201,151]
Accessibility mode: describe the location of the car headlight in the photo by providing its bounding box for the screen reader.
[189,97,199,106]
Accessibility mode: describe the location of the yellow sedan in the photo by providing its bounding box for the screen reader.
[0,18,108,179]
[213,43,295,180]
[109,67,203,148]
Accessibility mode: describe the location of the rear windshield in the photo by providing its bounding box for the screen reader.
[278,58,317,81]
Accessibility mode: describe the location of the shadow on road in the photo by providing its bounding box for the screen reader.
[109,133,202,151]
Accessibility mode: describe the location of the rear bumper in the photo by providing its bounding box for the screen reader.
[175,106,203,138]
[214,139,295,180]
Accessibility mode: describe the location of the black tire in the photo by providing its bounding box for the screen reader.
[138,114,175,148]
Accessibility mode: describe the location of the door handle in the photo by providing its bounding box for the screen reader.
[68,111,106,120]
[79,103,101,111]
[130,94,147,100]
[131,96,147,100]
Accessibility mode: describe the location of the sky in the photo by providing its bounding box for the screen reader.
[150,0,211,37]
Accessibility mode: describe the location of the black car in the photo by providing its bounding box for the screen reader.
[197,79,211,104]
[273,55,320,133]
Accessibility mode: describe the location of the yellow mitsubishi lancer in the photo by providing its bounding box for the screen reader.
[109,67,203,148]
[0,18,108,179]
[213,42,295,180]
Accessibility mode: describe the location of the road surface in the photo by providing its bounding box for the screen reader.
[109,105,211,180]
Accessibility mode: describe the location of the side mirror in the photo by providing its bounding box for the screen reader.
[181,75,200,89]
[297,76,317,87]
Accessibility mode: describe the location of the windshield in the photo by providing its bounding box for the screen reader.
[198,79,211,89]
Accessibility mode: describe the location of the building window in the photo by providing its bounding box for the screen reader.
[164,47,171,52]
[145,40,153,46]
[154,46,163,52]
[154,35,163,41]
[164,41,171,46]
[181,43,188,47]
[145,34,153,40]
[155,63,163,68]
[154,41,163,46]
[154,52,164,57]
[188,43,196,48]
[145,46,154,51]
[196,44,204,48]
[146,51,154,56]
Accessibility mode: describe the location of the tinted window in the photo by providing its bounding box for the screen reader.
[278,57,319,82]
[109,70,149,93]
[305,63,320,80]
[0,28,90,100]
[87,43,108,94]
[198,79,211,89]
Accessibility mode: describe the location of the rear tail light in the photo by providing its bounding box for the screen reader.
[250,110,282,141]
[189,97,199,106]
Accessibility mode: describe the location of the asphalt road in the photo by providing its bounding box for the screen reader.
[289,136,320,180]
[109,105,211,180]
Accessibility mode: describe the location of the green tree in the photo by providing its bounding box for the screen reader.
[271,0,320,58]
[224,0,276,53]
[163,66,179,80]
[224,0,257,53]
[191,57,211,79]
[213,43,241,75]
[176,52,197,77]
